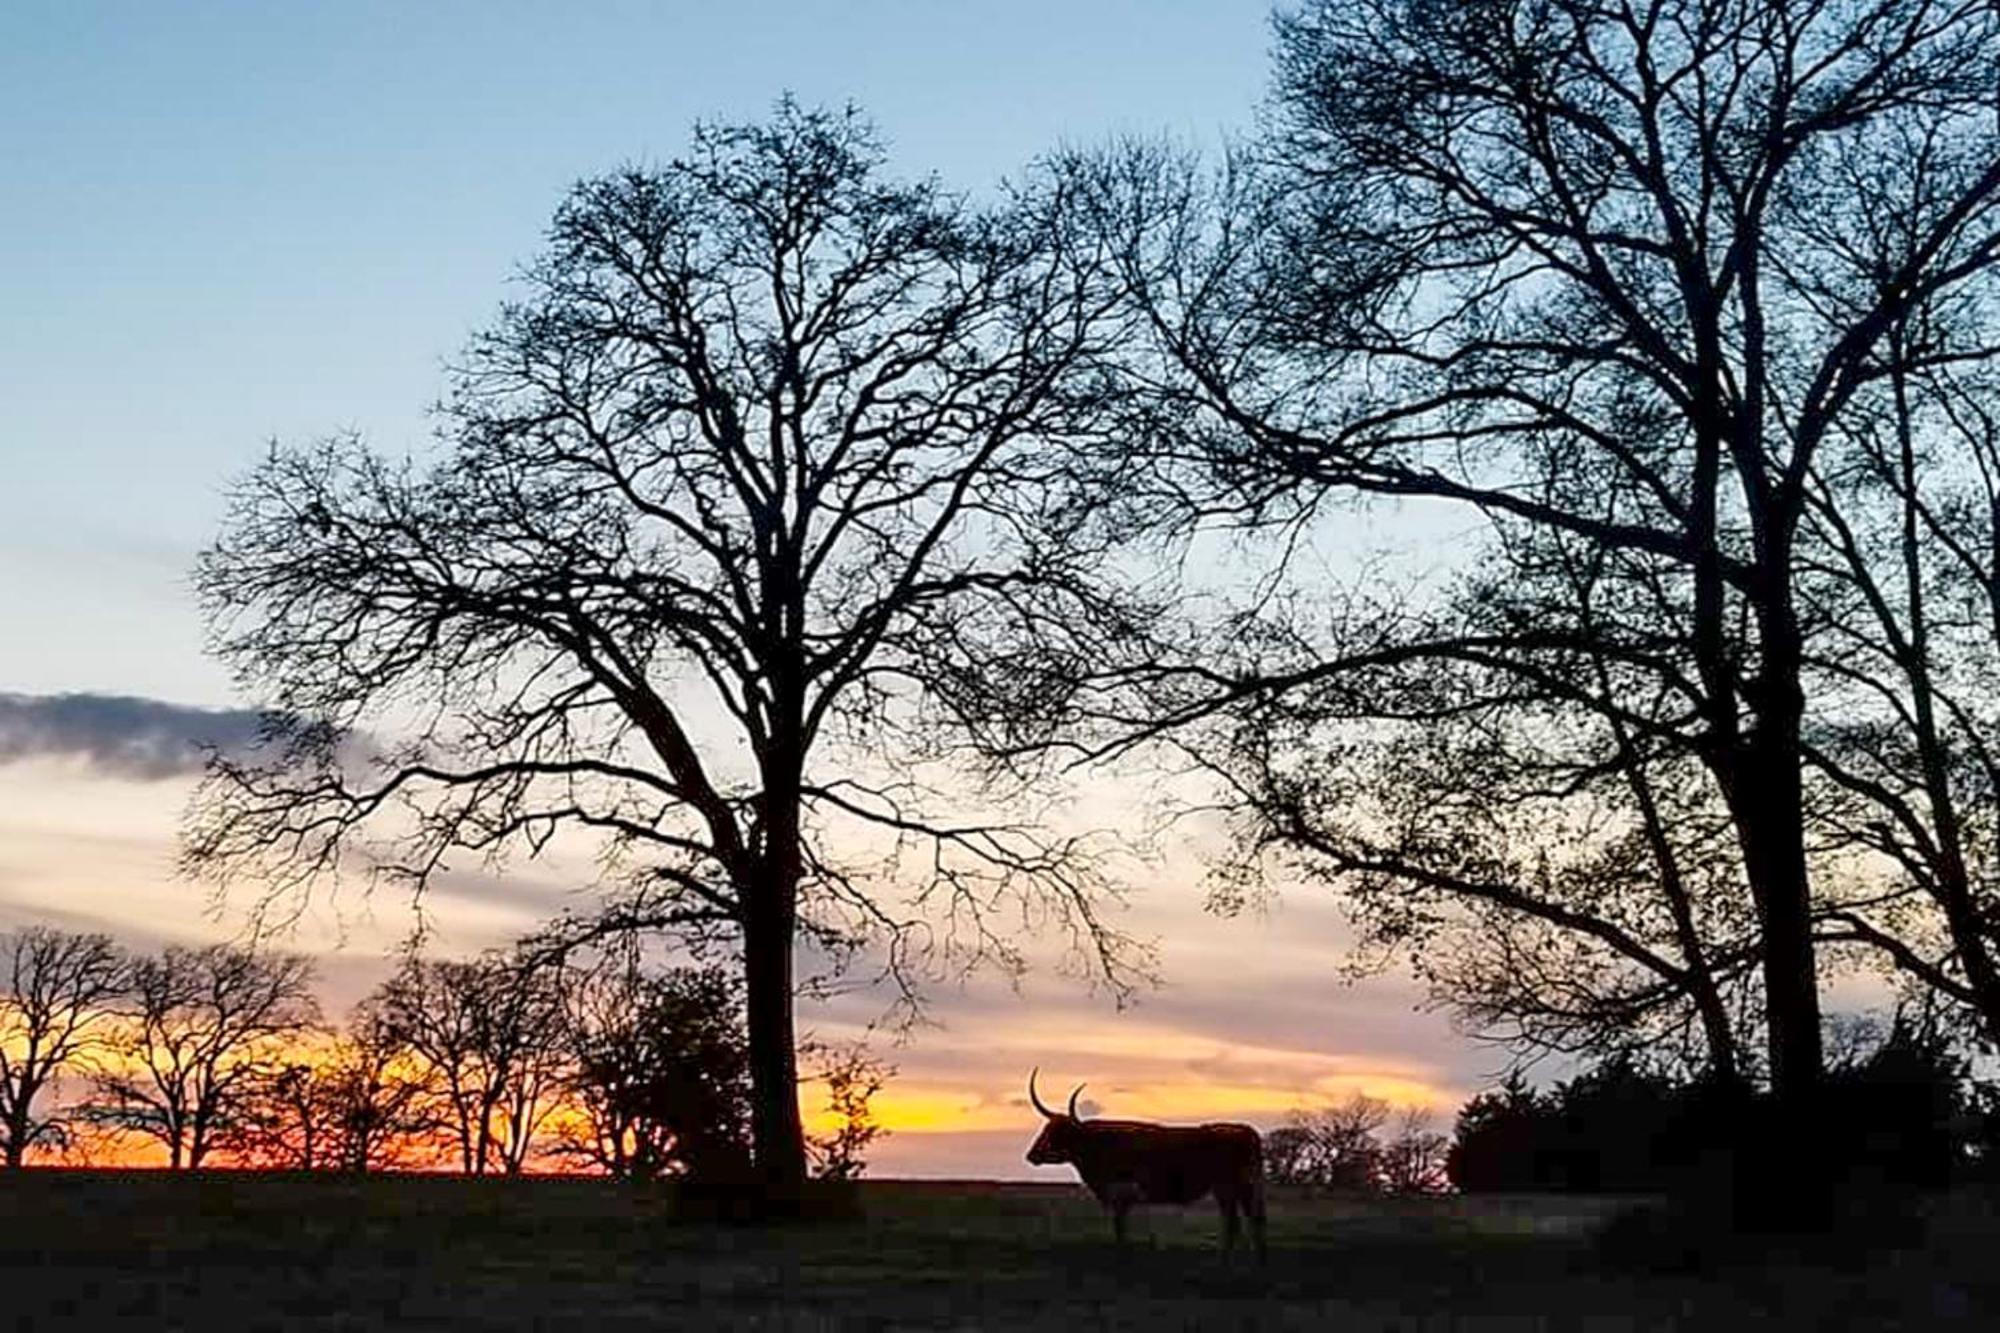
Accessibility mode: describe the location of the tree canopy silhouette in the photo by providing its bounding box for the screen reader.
[86,944,318,1170]
[188,100,1148,1184]
[0,927,124,1166]
[1053,2,2000,1205]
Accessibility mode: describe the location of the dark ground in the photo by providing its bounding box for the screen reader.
[0,1172,1994,1329]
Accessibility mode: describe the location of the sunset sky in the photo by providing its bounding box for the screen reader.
[0,1,1497,1177]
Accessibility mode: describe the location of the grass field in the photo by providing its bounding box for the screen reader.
[0,1172,1994,1330]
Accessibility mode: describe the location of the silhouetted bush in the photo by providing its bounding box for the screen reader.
[557,963,754,1184]
[1446,1073,1561,1193]
[1451,1022,1979,1203]
[1820,1020,1965,1191]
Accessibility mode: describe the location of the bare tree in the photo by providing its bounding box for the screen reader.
[188,99,1150,1184]
[1169,539,1765,1080]
[88,944,318,1169]
[374,950,565,1175]
[228,1004,443,1172]
[227,1055,337,1169]
[0,928,125,1166]
[320,1002,449,1173]
[1066,0,2000,1156]
[1799,298,2000,1046]
[1378,1106,1451,1196]
[1263,1094,1389,1191]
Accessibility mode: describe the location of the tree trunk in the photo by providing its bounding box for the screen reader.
[1730,638,1828,1227]
[3,1104,26,1167]
[744,716,809,1190]
[744,892,805,1187]
[1736,761,1822,1103]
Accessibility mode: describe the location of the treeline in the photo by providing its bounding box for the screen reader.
[1449,1023,1996,1198]
[1263,1095,1451,1195]
[1270,1016,1996,1199]
[0,926,885,1178]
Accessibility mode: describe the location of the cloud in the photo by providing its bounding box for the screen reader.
[0,691,267,780]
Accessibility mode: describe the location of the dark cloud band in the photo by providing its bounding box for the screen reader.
[0,692,267,780]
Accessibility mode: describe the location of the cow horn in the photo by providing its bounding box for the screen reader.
[1028,1067,1056,1118]
[1067,1083,1085,1119]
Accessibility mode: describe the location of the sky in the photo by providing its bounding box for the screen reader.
[0,1,1501,1177]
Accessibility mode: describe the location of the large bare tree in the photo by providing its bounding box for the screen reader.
[0,927,124,1166]
[188,102,1148,1183]
[1206,570,1767,1081]
[1070,0,2000,1149]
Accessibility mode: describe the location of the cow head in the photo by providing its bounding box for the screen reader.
[1024,1067,1088,1164]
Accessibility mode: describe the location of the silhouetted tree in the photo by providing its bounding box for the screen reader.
[319,1002,449,1173]
[1548,1058,1689,1193]
[1187,547,1764,1081]
[0,927,124,1166]
[228,1055,338,1169]
[1822,1013,1968,1190]
[1263,1094,1388,1191]
[1802,340,2000,1048]
[1057,2,2000,1211]
[1378,1106,1451,1196]
[374,950,565,1175]
[229,1003,443,1172]
[189,98,1151,1185]
[800,1038,892,1181]
[88,944,318,1169]
[554,958,752,1181]
[1260,1123,1317,1187]
[1447,1072,1554,1194]
[1444,1040,1973,1199]
[1448,1062,1690,1194]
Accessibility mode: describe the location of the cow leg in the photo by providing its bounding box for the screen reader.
[1246,1181,1268,1265]
[1111,1202,1132,1248]
[1101,1181,1141,1252]
[1218,1194,1241,1260]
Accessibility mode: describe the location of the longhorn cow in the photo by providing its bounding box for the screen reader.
[1023,1069,1267,1260]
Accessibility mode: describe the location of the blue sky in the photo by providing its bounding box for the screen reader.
[0,0,1271,701]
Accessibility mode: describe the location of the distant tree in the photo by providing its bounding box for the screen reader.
[88,944,318,1169]
[1260,1123,1317,1187]
[1378,1106,1450,1196]
[1264,1094,1388,1191]
[227,1054,338,1169]
[1959,1077,2000,1183]
[1448,1058,1788,1195]
[189,98,1151,1185]
[318,1002,449,1173]
[555,958,752,1181]
[1547,1058,1689,1193]
[1822,1013,1968,1190]
[229,1004,443,1172]
[801,1039,893,1181]
[375,951,565,1175]
[0,928,125,1166]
